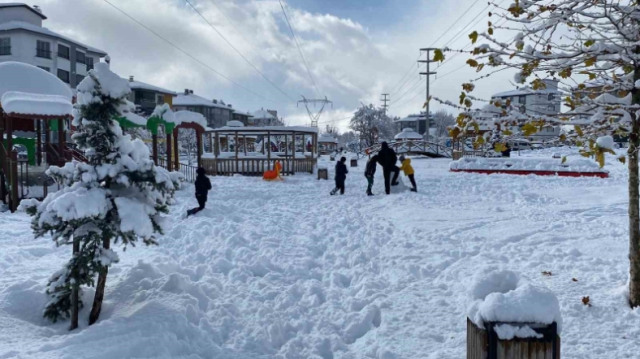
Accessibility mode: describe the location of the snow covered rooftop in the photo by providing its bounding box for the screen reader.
[0,21,107,55]
[210,125,318,134]
[127,79,177,96]
[174,93,232,110]
[492,86,558,98]
[174,110,207,128]
[0,3,46,19]
[395,114,425,123]
[318,133,338,143]
[226,120,245,127]
[0,62,73,100]
[252,109,277,119]
[1,91,72,117]
[394,128,423,140]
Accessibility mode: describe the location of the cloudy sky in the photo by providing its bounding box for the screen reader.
[22,0,518,131]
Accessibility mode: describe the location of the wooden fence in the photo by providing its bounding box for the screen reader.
[157,157,199,183]
[201,158,315,176]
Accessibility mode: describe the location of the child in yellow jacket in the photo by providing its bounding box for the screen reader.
[399,155,417,192]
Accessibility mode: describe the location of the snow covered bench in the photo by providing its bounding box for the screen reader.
[450,157,608,178]
[467,269,562,359]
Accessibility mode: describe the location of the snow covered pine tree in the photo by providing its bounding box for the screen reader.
[434,1,640,307]
[20,63,181,330]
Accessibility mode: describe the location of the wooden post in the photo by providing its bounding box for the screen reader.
[10,149,18,213]
[152,134,158,165]
[197,130,203,168]
[243,134,247,156]
[235,131,239,173]
[45,120,50,165]
[58,118,65,165]
[208,133,213,156]
[267,131,271,165]
[173,129,179,171]
[215,132,220,158]
[292,133,296,159]
[36,120,42,166]
[5,116,12,175]
[166,132,173,172]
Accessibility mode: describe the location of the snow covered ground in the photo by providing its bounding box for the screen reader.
[1,148,639,358]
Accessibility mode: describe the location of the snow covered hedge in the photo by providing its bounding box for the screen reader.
[450,157,608,174]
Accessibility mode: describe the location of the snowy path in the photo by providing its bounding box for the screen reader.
[1,153,639,358]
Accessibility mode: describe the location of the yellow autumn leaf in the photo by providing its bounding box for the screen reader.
[469,31,479,44]
[433,48,445,62]
[575,126,584,136]
[522,123,538,136]
[467,59,479,67]
[459,92,466,105]
[488,27,494,35]
[464,98,473,108]
[561,156,567,164]
[472,122,480,133]
[503,129,513,136]
[476,63,485,72]
[559,67,572,79]
[585,57,597,67]
[595,152,605,168]
[449,127,461,140]
[584,39,595,47]
[560,134,567,142]
[618,156,626,165]
[494,143,507,152]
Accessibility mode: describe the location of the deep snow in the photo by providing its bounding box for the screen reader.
[1,148,639,358]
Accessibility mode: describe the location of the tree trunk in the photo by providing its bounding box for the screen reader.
[70,238,80,331]
[630,65,640,308]
[89,237,110,325]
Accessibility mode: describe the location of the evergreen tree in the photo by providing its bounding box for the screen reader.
[20,63,181,329]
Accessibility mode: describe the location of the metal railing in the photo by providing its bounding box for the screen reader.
[156,157,199,183]
[202,158,315,177]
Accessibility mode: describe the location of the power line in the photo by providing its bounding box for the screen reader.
[278,0,321,97]
[390,76,423,105]
[206,0,261,54]
[101,0,280,104]
[427,0,482,48]
[184,0,296,102]
[391,61,424,98]
[389,54,422,94]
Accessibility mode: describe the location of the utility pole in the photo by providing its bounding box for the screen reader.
[419,48,437,141]
[381,93,390,116]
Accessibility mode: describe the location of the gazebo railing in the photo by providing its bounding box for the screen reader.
[202,158,315,177]
[157,156,198,183]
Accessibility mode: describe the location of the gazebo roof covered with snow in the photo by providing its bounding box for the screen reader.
[394,127,423,140]
[318,133,338,144]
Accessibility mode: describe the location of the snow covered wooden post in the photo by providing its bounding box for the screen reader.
[9,148,18,213]
[166,131,173,172]
[467,270,561,359]
[173,128,179,171]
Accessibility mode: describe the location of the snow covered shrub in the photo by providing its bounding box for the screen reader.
[20,63,180,327]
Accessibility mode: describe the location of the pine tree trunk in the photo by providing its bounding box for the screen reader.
[89,238,110,325]
[69,238,80,330]
[630,65,640,308]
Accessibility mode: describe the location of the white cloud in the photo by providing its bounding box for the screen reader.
[10,0,519,132]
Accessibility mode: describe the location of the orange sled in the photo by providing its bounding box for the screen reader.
[263,161,283,181]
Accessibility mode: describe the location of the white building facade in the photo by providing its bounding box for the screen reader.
[0,3,108,89]
[491,79,562,140]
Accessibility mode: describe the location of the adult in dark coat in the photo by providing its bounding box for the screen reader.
[187,167,212,216]
[376,142,400,195]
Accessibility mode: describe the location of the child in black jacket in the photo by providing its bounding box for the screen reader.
[330,157,348,195]
[187,167,212,216]
[364,155,378,196]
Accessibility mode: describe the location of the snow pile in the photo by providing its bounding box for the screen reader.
[596,136,615,150]
[494,324,543,340]
[450,157,607,173]
[394,128,423,140]
[1,91,72,117]
[468,269,562,337]
[0,61,72,100]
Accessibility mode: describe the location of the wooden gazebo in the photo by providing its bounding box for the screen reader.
[0,62,74,212]
[318,133,338,155]
[203,126,318,176]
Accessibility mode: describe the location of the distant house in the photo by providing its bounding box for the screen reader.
[250,108,283,126]
[173,89,234,129]
[232,110,254,126]
[126,76,177,116]
[0,3,108,89]
[491,79,562,140]
[394,113,434,137]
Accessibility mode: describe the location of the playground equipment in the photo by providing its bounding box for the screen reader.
[263,161,283,181]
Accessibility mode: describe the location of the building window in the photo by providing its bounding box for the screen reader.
[520,105,526,113]
[38,66,50,72]
[36,40,51,59]
[57,69,70,83]
[548,93,555,101]
[518,95,526,104]
[0,37,10,55]
[548,104,555,111]
[76,74,85,85]
[156,95,165,105]
[58,44,69,59]
[76,51,86,65]
[86,57,94,71]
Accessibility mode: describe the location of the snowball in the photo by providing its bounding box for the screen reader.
[596,136,614,150]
